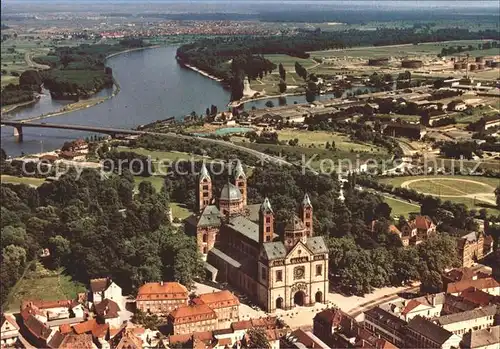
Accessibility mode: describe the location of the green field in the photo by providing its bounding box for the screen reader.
[170,202,192,220]
[308,40,494,58]
[235,140,389,171]
[6,262,86,312]
[405,178,493,196]
[275,130,385,153]
[117,146,207,162]
[263,54,317,71]
[379,175,499,214]
[134,175,166,191]
[379,175,499,190]
[1,175,47,187]
[383,196,420,217]
[133,176,192,220]
[1,36,107,87]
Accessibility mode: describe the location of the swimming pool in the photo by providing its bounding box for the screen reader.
[214,127,254,135]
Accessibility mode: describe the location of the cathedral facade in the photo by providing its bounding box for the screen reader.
[185,162,329,312]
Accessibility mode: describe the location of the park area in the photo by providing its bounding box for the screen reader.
[5,262,86,312]
[379,175,499,214]
[307,40,493,58]
[1,174,47,187]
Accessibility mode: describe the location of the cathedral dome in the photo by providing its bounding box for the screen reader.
[220,183,242,201]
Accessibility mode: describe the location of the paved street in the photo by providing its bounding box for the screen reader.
[194,282,419,329]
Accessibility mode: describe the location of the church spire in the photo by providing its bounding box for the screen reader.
[198,162,212,212]
[260,197,273,213]
[234,160,246,179]
[301,193,313,237]
[233,160,247,207]
[259,197,274,244]
[200,162,210,182]
[302,193,312,208]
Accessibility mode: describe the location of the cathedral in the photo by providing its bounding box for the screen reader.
[185,162,329,312]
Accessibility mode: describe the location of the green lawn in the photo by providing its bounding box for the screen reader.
[235,141,389,172]
[263,54,317,71]
[308,40,493,58]
[171,202,192,220]
[117,146,207,162]
[276,130,385,153]
[378,175,500,215]
[383,196,420,218]
[6,262,86,312]
[132,176,193,220]
[133,175,165,191]
[1,175,47,187]
[379,175,499,189]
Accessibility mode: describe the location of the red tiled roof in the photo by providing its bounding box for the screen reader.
[47,330,66,349]
[447,277,500,294]
[444,267,476,282]
[231,317,277,331]
[168,304,216,323]
[94,298,120,319]
[314,308,349,327]
[218,338,232,346]
[39,154,59,161]
[24,314,52,341]
[110,327,143,349]
[193,331,214,343]
[192,290,239,309]
[169,333,192,344]
[59,324,73,334]
[2,313,20,330]
[376,338,398,349]
[22,299,75,310]
[136,282,188,301]
[72,319,108,338]
[90,278,110,293]
[401,300,421,316]
[389,225,401,235]
[231,320,252,331]
[415,215,433,230]
[459,288,495,306]
[59,334,94,349]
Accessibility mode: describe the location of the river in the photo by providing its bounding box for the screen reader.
[1,45,375,156]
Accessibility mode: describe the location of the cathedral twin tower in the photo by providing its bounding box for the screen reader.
[196,161,314,247]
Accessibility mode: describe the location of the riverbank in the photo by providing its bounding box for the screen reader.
[182,63,223,82]
[1,96,40,116]
[1,46,148,122]
[228,90,307,108]
[105,45,161,60]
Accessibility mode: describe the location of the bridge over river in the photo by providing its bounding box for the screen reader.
[0,120,293,168]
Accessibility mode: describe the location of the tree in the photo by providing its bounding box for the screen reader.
[375,202,392,220]
[244,328,270,349]
[48,235,71,268]
[278,79,287,93]
[420,270,443,294]
[278,63,286,81]
[1,226,27,249]
[495,187,500,208]
[305,89,315,103]
[265,101,275,108]
[173,248,204,289]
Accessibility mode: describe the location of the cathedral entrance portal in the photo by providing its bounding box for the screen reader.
[315,291,323,303]
[294,291,306,306]
[276,297,283,309]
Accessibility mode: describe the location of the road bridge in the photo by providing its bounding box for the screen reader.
[1,121,293,167]
[1,121,145,141]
